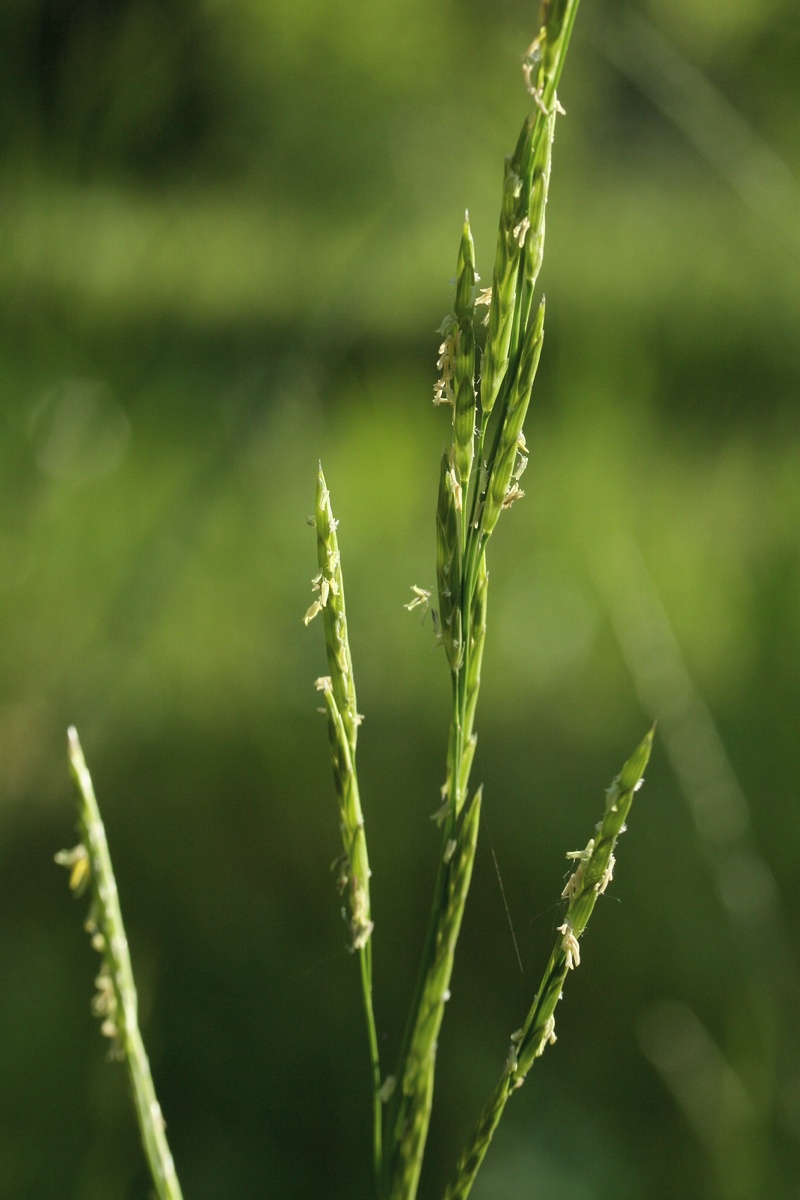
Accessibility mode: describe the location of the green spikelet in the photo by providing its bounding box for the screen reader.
[435,450,463,670]
[453,214,477,490]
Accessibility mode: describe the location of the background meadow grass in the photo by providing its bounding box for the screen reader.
[1,0,799,1197]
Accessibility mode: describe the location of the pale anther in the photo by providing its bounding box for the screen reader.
[557,921,581,970]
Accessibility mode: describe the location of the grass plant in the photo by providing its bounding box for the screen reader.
[57,1,653,1196]
[304,2,653,1197]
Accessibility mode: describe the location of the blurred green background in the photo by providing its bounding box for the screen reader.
[1,0,799,1197]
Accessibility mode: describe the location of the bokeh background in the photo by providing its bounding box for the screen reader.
[2,0,799,1197]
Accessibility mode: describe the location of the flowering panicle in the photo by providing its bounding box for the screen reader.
[304,466,382,1175]
[302,9,652,1200]
[305,467,372,951]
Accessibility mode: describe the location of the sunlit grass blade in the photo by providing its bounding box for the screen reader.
[56,727,184,1200]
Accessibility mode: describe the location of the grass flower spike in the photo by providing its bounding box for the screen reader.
[305,5,654,1200]
[304,465,382,1173]
[304,466,372,956]
[56,4,656,1198]
[305,6,656,1200]
[441,727,655,1200]
[57,728,184,1200]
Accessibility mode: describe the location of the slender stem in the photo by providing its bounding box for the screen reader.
[382,558,486,1197]
[359,938,383,1183]
[383,789,482,1200]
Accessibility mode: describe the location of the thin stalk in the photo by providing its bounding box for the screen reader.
[383,789,482,1200]
[383,575,488,1196]
[57,728,184,1200]
[360,935,383,1181]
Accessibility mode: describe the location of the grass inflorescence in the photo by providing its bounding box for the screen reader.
[56,728,183,1200]
[57,2,653,1197]
[304,2,654,1198]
